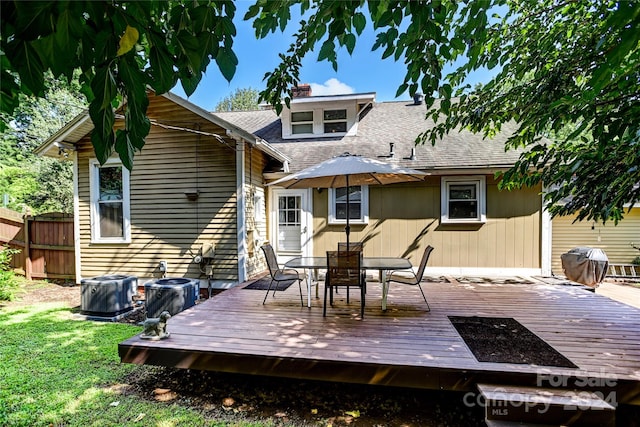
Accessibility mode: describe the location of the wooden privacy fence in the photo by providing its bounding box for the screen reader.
[0,207,75,281]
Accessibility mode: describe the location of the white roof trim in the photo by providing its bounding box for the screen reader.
[34,111,92,157]
[290,92,376,104]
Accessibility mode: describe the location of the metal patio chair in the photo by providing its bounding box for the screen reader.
[325,250,365,318]
[338,242,366,300]
[260,243,305,306]
[386,245,434,311]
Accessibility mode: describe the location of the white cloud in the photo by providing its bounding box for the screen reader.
[309,78,355,96]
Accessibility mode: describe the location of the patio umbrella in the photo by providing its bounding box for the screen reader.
[267,152,427,247]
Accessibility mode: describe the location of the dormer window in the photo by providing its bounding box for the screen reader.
[281,92,375,139]
[291,111,313,135]
[323,109,347,133]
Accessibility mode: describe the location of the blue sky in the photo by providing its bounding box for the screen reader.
[172,1,497,111]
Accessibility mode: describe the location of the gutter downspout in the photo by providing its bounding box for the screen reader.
[72,151,82,284]
[541,191,552,276]
[236,140,247,283]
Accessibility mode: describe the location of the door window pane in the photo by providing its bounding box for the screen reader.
[278,196,301,226]
[277,195,302,252]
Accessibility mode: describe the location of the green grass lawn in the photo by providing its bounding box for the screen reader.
[0,302,267,427]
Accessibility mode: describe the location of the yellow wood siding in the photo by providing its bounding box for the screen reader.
[244,145,269,278]
[551,208,640,274]
[77,95,242,281]
[311,177,542,269]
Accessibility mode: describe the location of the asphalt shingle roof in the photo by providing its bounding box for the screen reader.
[214,99,523,174]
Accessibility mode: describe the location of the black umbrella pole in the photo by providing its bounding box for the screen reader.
[346,175,350,248]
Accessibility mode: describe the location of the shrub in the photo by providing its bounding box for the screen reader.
[633,256,640,266]
[0,246,20,301]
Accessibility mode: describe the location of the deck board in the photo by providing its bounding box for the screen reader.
[119,278,640,403]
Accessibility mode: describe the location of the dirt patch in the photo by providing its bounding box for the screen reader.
[1,280,81,309]
[121,367,485,426]
[449,316,577,368]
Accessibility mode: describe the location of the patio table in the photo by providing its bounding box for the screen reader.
[285,256,411,310]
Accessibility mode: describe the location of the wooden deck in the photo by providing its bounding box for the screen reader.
[119,276,640,405]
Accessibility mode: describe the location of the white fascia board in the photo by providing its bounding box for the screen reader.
[290,92,376,104]
[34,111,91,157]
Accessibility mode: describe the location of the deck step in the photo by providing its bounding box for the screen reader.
[477,384,615,426]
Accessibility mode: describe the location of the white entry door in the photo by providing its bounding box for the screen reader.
[269,188,312,263]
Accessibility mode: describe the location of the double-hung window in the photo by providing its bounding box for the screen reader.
[323,109,347,134]
[441,176,486,223]
[291,111,313,135]
[90,159,131,243]
[328,185,369,224]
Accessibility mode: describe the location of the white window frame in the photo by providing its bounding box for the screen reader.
[89,158,131,243]
[441,176,486,224]
[322,108,347,134]
[328,185,369,225]
[291,110,314,135]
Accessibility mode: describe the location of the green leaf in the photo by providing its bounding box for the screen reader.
[148,45,178,94]
[192,4,215,32]
[353,12,366,35]
[115,129,135,171]
[52,9,81,73]
[31,35,57,72]
[91,64,117,110]
[371,33,387,51]
[128,115,150,146]
[344,33,356,55]
[215,47,237,82]
[450,37,465,51]
[243,4,260,20]
[179,72,203,97]
[176,30,202,74]
[197,31,219,66]
[440,84,452,98]
[89,99,115,164]
[0,69,21,114]
[440,98,451,115]
[395,82,408,98]
[14,1,56,39]
[10,40,45,97]
[317,39,335,62]
[117,56,146,105]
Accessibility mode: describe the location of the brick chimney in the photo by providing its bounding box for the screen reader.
[292,84,312,98]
